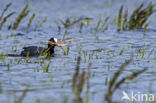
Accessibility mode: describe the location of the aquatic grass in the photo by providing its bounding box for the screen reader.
[101,16,109,32]
[42,16,47,23]
[40,53,48,65]
[96,52,98,59]
[122,9,128,30]
[67,46,70,55]
[148,48,154,58]
[61,17,93,29]
[128,3,152,30]
[63,46,70,55]
[24,52,30,63]
[105,59,147,103]
[117,3,156,31]
[88,52,94,60]
[43,60,50,72]
[0,34,2,40]
[78,44,82,54]
[79,22,84,33]
[13,89,27,103]
[95,19,101,35]
[72,57,82,102]
[98,48,102,52]
[27,13,35,28]
[34,16,47,31]
[94,17,109,35]
[10,4,29,30]
[72,56,91,103]
[105,77,108,86]
[62,96,69,103]
[35,98,40,103]
[83,51,87,63]
[140,45,147,59]
[0,53,6,64]
[84,63,91,103]
[0,3,15,30]
[144,21,150,35]
[84,17,92,26]
[7,63,10,71]
[61,18,70,28]
[117,5,123,31]
[119,47,125,55]
[11,44,18,52]
[6,33,16,39]
[0,12,15,30]
[0,3,12,22]
[0,84,2,93]
[58,24,61,34]
[17,57,23,64]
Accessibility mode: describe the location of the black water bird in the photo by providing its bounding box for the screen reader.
[8,37,58,57]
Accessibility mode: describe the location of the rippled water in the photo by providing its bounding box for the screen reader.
[0,0,156,103]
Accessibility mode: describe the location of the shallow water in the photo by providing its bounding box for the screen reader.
[0,0,156,103]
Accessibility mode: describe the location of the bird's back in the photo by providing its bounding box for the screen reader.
[20,46,46,57]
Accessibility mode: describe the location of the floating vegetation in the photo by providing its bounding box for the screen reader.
[105,59,147,103]
[117,3,156,31]
[0,3,15,30]
[9,4,29,30]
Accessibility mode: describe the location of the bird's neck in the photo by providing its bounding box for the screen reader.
[47,45,55,55]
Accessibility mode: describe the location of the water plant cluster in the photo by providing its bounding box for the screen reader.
[117,3,156,32]
[0,3,35,30]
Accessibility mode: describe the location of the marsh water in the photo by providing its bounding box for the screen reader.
[0,0,156,103]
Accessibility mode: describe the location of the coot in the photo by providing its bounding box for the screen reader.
[8,37,58,57]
